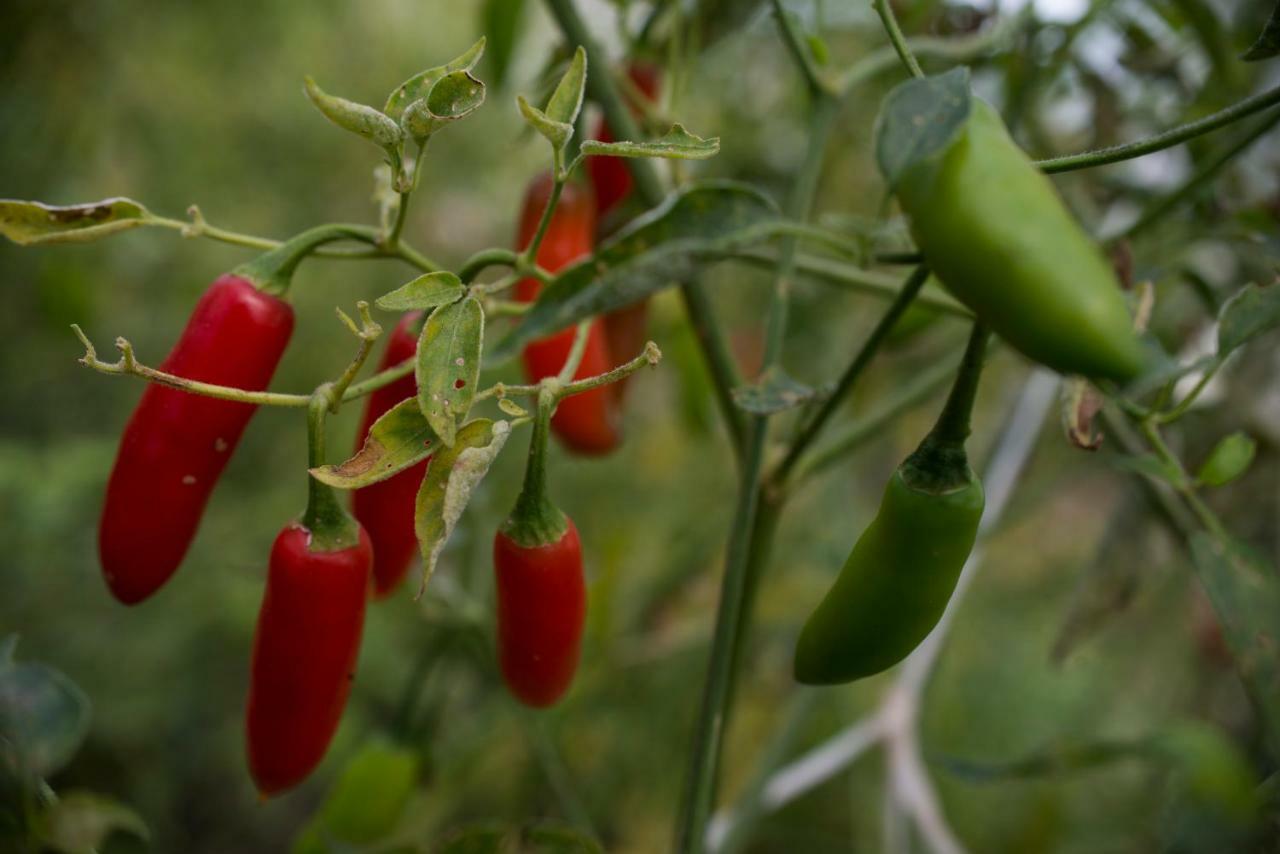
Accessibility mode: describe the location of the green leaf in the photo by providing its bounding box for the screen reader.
[385,37,487,119]
[731,366,818,414]
[1242,2,1280,61]
[402,70,487,143]
[291,742,419,851]
[0,659,90,779]
[0,198,153,246]
[304,77,403,150]
[417,296,484,447]
[1217,282,1280,357]
[1112,452,1184,487]
[377,272,466,312]
[579,124,720,161]
[310,398,436,489]
[1189,534,1280,753]
[482,0,525,89]
[1197,432,1256,487]
[1150,721,1260,826]
[518,46,586,151]
[491,181,779,361]
[35,791,148,854]
[415,419,510,591]
[874,67,972,191]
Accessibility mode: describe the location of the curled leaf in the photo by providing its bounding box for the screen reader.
[310,398,437,489]
[579,124,720,161]
[384,37,487,119]
[402,70,487,142]
[0,198,152,245]
[304,77,403,150]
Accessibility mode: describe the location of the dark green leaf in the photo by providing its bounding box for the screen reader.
[384,38,487,119]
[303,77,402,150]
[0,660,90,779]
[416,296,484,447]
[731,367,818,414]
[436,822,603,854]
[579,124,720,161]
[0,198,152,246]
[415,419,509,591]
[482,0,525,89]
[310,398,437,489]
[376,272,466,312]
[36,791,147,854]
[491,181,779,361]
[1197,432,1256,487]
[1217,282,1280,356]
[1150,721,1260,825]
[1189,534,1280,752]
[874,68,972,191]
[1242,2,1280,61]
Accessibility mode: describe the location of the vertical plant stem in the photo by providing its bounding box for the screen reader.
[872,0,925,79]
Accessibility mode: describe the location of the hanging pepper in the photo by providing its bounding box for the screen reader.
[493,390,587,707]
[515,172,620,454]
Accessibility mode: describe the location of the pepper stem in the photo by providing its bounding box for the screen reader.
[301,386,363,552]
[501,387,569,548]
[902,321,990,493]
[234,224,378,296]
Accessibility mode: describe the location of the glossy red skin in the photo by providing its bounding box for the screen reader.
[352,312,428,597]
[98,274,294,605]
[493,519,586,708]
[587,64,661,400]
[246,523,372,796]
[515,174,620,455]
[586,63,661,217]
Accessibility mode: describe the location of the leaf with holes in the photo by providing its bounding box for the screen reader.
[385,38,487,119]
[1218,282,1280,357]
[377,272,466,312]
[417,296,484,447]
[0,198,153,246]
[490,181,778,361]
[874,67,972,191]
[415,419,510,592]
[310,398,437,489]
[580,124,720,161]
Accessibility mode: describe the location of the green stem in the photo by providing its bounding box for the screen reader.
[872,0,924,79]
[1138,418,1230,541]
[556,321,593,383]
[1117,110,1280,241]
[302,387,362,551]
[770,0,835,97]
[679,280,747,458]
[521,176,566,268]
[502,389,568,548]
[1036,86,1280,174]
[459,248,519,283]
[774,264,931,484]
[326,302,382,411]
[475,342,660,404]
[924,322,990,448]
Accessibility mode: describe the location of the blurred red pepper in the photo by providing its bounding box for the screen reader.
[515,173,620,454]
[351,311,428,597]
[98,274,294,604]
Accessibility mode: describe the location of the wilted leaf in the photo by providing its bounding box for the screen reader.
[0,198,153,246]
[417,296,484,447]
[1197,432,1256,487]
[1062,378,1104,451]
[415,419,510,591]
[874,68,972,191]
[491,182,778,360]
[579,124,720,161]
[310,398,436,489]
[377,272,466,312]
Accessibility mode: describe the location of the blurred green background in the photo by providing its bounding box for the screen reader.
[2,0,1278,851]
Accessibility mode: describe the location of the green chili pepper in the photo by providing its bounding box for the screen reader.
[895,98,1148,383]
[794,325,988,685]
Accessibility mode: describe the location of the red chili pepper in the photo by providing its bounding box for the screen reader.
[246,522,372,797]
[98,274,294,605]
[586,62,661,402]
[493,519,587,708]
[515,173,620,455]
[351,311,428,598]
